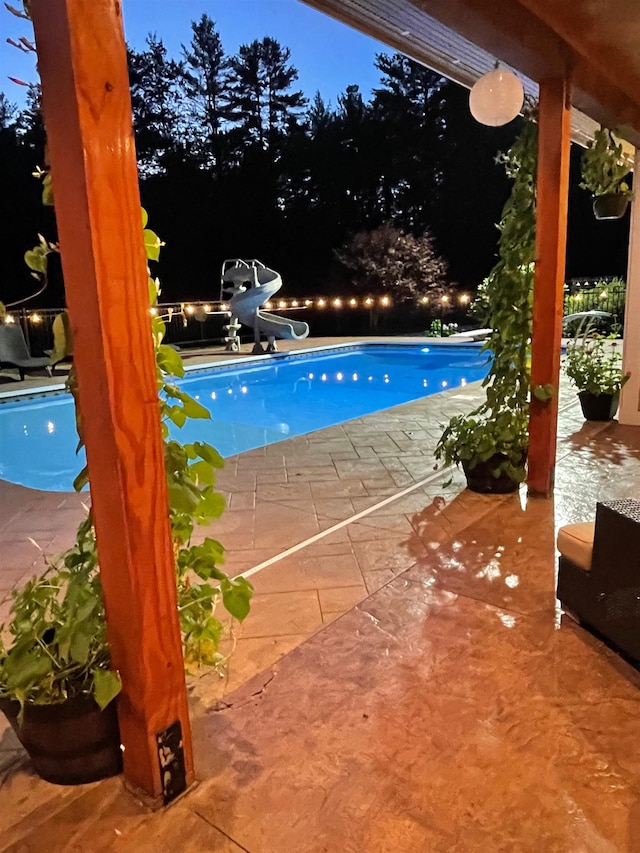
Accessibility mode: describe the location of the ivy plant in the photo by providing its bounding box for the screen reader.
[580,127,633,198]
[0,210,253,717]
[435,113,538,484]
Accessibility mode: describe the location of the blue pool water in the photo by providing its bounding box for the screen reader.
[0,343,489,492]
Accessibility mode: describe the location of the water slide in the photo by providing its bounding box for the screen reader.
[221,259,309,353]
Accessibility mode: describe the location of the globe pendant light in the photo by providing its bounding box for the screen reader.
[469,65,524,127]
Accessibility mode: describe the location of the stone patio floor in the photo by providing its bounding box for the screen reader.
[1,337,640,851]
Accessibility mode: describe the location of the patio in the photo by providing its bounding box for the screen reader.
[2,337,640,851]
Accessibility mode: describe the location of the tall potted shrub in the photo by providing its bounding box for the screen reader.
[435,114,537,493]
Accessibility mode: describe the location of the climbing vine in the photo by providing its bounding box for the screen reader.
[435,112,538,483]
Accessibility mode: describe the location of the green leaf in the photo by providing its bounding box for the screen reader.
[141,207,149,228]
[92,668,122,710]
[190,459,215,486]
[143,229,162,262]
[181,396,211,420]
[194,442,224,468]
[69,626,92,664]
[73,466,89,492]
[532,383,555,401]
[24,247,48,274]
[220,577,254,622]
[157,345,184,378]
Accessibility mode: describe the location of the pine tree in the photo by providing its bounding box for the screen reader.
[128,34,187,173]
[181,14,230,174]
[226,37,306,152]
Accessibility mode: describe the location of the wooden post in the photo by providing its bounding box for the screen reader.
[30,0,193,801]
[528,77,571,496]
[619,148,640,425]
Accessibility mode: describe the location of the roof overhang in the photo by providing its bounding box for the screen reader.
[300,0,640,152]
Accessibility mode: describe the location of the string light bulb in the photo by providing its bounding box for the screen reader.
[30,313,42,323]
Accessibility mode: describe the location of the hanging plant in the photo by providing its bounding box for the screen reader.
[580,127,633,220]
[435,112,538,492]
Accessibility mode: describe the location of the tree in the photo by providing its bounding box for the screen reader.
[336,222,449,302]
[226,37,306,152]
[371,53,446,230]
[128,34,187,172]
[181,14,230,175]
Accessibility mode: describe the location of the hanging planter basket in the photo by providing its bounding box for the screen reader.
[593,193,630,220]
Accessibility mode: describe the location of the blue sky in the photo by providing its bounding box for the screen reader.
[1,0,390,108]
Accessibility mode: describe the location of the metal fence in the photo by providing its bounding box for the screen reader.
[564,277,626,326]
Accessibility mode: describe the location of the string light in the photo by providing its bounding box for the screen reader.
[4,315,15,324]
[291,300,299,307]
[185,305,195,315]
[365,297,373,306]
[220,303,228,311]
[203,304,211,312]
[332,298,342,308]
[278,300,287,308]
[458,294,470,305]
[317,298,326,308]
[149,307,158,316]
[304,299,312,306]
[349,298,357,307]
[441,295,450,304]
[29,313,42,323]
[380,296,390,307]
[265,301,273,309]
[420,296,429,304]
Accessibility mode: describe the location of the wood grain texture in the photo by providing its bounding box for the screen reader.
[528,77,571,496]
[30,0,194,799]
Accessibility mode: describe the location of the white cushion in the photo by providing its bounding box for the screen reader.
[557,522,595,571]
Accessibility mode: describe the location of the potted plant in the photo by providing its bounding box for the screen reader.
[435,113,537,493]
[0,212,253,785]
[580,127,633,220]
[564,331,630,420]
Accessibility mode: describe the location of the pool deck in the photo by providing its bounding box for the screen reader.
[2,336,640,851]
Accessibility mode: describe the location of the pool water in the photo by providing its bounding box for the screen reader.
[0,343,489,492]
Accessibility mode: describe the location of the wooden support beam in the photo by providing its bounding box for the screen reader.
[528,77,571,496]
[30,0,194,801]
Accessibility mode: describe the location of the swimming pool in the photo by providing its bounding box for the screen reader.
[0,343,489,492]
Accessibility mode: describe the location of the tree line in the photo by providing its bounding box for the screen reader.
[0,13,629,309]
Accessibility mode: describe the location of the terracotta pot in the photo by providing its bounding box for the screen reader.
[578,390,619,421]
[593,194,630,220]
[0,694,122,785]
[462,453,522,494]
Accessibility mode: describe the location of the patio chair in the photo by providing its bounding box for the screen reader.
[557,499,640,664]
[0,323,52,380]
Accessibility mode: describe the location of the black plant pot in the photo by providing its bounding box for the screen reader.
[593,194,630,220]
[578,390,619,421]
[0,694,122,785]
[462,454,522,495]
